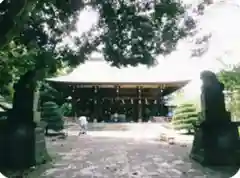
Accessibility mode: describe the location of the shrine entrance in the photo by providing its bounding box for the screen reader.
[46,60,190,122]
[48,83,188,122]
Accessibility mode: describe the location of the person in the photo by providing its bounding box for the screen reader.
[78,115,88,135]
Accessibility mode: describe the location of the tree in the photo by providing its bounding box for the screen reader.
[39,82,73,117]
[39,82,65,105]
[0,0,198,104]
[172,103,198,133]
[0,0,198,125]
[61,102,72,117]
[0,0,194,68]
[41,101,64,134]
[218,66,240,91]
[218,66,240,120]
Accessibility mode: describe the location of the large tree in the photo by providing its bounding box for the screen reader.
[0,0,194,67]
[218,66,240,120]
[0,0,197,102]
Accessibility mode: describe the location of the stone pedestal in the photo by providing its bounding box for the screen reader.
[7,122,36,169]
[6,122,50,169]
[190,119,239,165]
[35,126,50,164]
[190,71,240,166]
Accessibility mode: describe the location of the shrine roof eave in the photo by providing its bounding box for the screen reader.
[46,60,194,87]
[45,79,190,88]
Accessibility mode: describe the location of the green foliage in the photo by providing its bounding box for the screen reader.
[172,103,198,132]
[39,82,65,105]
[1,0,191,65]
[41,101,64,131]
[168,90,201,113]
[0,0,196,100]
[0,0,200,107]
[0,0,193,69]
[218,67,240,91]
[218,67,240,120]
[61,103,72,117]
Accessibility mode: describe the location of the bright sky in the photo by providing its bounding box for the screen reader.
[64,0,240,99]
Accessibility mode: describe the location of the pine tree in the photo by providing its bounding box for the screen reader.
[41,101,64,134]
[172,103,198,133]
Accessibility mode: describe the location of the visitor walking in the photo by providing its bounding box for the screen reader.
[78,115,88,135]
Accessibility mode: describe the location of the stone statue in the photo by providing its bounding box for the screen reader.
[6,69,50,169]
[11,70,37,124]
[190,70,239,165]
[200,71,227,122]
[6,70,37,169]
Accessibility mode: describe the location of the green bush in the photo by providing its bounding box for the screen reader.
[61,102,72,117]
[172,103,198,133]
[41,101,64,132]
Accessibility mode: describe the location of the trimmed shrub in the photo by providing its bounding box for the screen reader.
[172,103,198,133]
[61,102,72,117]
[41,101,64,133]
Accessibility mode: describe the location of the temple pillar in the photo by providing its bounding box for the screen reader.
[130,98,135,122]
[153,99,158,116]
[71,86,77,118]
[93,86,100,121]
[157,87,164,116]
[137,86,142,122]
[115,85,120,113]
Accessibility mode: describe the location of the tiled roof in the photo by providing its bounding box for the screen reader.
[47,60,194,84]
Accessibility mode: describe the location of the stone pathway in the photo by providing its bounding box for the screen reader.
[63,123,194,144]
[30,134,236,178]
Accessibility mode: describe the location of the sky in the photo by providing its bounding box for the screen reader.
[63,0,240,99]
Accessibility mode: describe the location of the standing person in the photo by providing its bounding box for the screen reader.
[78,115,88,135]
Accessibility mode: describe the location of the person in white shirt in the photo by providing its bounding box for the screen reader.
[78,115,88,135]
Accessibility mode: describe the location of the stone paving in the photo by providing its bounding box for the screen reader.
[31,133,237,178]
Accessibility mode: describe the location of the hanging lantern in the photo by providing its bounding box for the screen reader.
[138,99,141,104]
[154,100,157,104]
[131,99,133,104]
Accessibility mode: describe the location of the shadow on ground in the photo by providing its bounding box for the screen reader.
[25,135,238,178]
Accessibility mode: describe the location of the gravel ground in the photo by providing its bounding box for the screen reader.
[24,134,237,178]
[21,123,237,178]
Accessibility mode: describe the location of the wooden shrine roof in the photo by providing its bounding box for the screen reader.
[47,60,194,86]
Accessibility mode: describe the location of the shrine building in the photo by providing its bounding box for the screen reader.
[46,59,192,122]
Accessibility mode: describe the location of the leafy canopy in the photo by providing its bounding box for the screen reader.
[0,0,196,98]
[218,66,240,91]
[0,0,193,67]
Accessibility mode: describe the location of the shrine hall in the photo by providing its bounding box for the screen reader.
[46,59,192,122]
